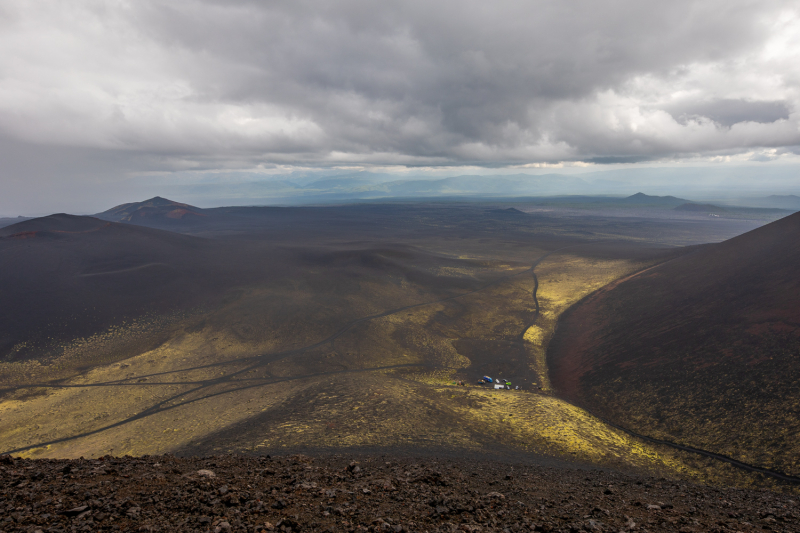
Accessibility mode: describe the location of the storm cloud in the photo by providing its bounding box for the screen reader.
[0,0,799,198]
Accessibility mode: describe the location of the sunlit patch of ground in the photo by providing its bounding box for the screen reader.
[546,214,800,483]
[528,253,652,389]
[175,371,700,480]
[0,312,187,388]
[1,240,738,486]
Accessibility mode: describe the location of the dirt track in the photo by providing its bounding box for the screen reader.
[0,249,551,457]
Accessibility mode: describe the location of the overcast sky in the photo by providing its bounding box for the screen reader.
[1,0,799,214]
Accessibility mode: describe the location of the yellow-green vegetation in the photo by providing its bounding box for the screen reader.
[527,253,645,389]
[0,241,730,486]
[545,211,800,485]
[583,348,800,479]
[0,313,186,388]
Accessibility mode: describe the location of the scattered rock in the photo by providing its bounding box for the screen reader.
[586,519,603,531]
[60,505,88,517]
[272,499,287,510]
[0,454,793,533]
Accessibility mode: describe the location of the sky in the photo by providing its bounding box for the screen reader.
[1,0,799,215]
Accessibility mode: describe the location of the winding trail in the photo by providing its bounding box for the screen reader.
[12,240,794,488]
[0,363,434,456]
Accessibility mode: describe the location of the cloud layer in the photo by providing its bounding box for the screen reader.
[1,0,799,176]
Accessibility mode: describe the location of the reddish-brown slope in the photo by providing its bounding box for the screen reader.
[95,196,208,227]
[548,211,800,476]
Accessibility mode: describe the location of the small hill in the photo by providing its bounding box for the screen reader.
[0,214,273,365]
[0,213,109,237]
[764,194,800,209]
[96,196,207,224]
[486,207,527,217]
[548,211,800,477]
[746,195,800,210]
[620,192,688,206]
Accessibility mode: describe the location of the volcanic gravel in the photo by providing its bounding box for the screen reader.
[1,454,798,533]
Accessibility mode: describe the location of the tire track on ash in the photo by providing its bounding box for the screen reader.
[3,249,558,455]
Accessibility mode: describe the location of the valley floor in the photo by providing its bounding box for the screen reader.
[1,203,792,494]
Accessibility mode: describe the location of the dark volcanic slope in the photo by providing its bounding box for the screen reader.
[548,211,800,477]
[2,453,798,533]
[0,211,507,370]
[0,215,277,364]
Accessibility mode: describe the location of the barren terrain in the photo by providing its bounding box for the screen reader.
[549,211,800,479]
[1,200,793,492]
[2,453,799,533]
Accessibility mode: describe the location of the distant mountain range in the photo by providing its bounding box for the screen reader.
[85,192,795,232]
[289,173,596,200]
[736,194,800,210]
[129,166,800,209]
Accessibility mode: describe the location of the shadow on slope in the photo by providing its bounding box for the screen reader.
[548,211,800,477]
[0,214,271,365]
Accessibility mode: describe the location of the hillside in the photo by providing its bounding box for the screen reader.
[548,211,800,477]
[0,203,699,476]
[2,201,793,489]
[0,214,278,367]
[96,197,209,226]
[619,192,688,206]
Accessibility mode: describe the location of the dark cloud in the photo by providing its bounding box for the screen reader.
[587,156,656,165]
[667,99,792,127]
[0,0,799,210]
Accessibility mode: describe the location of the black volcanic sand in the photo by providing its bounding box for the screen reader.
[548,211,800,478]
[2,454,798,533]
[0,202,768,368]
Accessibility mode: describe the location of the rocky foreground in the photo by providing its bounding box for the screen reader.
[1,454,798,533]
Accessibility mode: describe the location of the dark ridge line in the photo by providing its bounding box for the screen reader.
[595,414,800,484]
